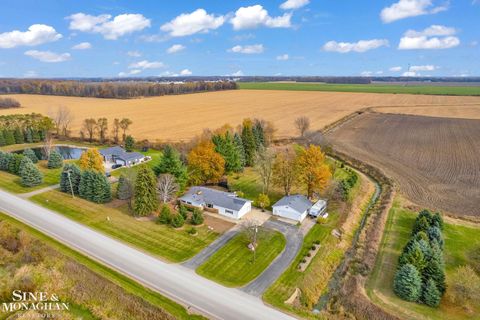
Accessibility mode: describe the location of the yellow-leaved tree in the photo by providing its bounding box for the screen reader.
[187,140,225,185]
[79,148,105,173]
[295,145,331,198]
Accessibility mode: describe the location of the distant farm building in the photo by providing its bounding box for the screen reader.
[100,146,147,167]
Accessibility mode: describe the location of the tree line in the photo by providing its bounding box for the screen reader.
[0,114,54,147]
[0,97,20,108]
[0,79,237,99]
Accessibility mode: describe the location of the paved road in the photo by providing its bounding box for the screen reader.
[242,219,303,296]
[183,226,240,269]
[0,189,295,320]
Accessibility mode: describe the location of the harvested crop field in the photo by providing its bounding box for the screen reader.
[1,91,480,141]
[328,113,480,217]
[373,105,480,120]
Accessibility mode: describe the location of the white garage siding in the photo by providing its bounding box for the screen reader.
[272,206,308,222]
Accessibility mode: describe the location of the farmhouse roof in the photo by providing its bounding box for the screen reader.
[180,186,251,211]
[100,146,144,162]
[273,195,312,214]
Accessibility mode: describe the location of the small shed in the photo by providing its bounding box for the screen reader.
[272,195,312,222]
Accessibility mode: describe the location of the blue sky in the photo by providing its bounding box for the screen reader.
[0,0,478,78]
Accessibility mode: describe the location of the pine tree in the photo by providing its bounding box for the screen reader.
[190,208,204,225]
[79,170,95,201]
[4,130,15,145]
[422,278,441,307]
[18,156,33,176]
[157,205,172,224]
[254,121,265,147]
[23,148,38,163]
[398,240,427,272]
[47,150,64,169]
[241,119,257,166]
[20,160,43,187]
[171,213,185,228]
[60,164,82,195]
[133,165,158,216]
[153,145,188,190]
[394,264,422,302]
[412,216,430,236]
[424,259,446,295]
[9,154,24,174]
[0,131,5,146]
[178,204,188,220]
[0,152,13,171]
[233,133,246,168]
[212,132,242,173]
[25,128,33,143]
[14,127,24,144]
[32,130,40,143]
[116,174,133,200]
[125,135,135,152]
[427,226,444,249]
[79,170,111,203]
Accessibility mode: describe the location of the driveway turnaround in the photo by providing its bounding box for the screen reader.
[0,189,295,320]
[242,219,303,296]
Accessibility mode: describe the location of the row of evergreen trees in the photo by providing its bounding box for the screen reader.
[60,163,111,204]
[393,209,446,307]
[0,127,45,146]
[0,114,54,147]
[0,150,43,187]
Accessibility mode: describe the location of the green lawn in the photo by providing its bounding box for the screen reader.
[0,160,63,193]
[239,82,480,96]
[111,148,163,177]
[197,230,286,287]
[0,212,205,320]
[30,190,219,263]
[366,199,480,320]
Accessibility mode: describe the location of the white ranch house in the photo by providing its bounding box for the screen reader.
[179,186,252,220]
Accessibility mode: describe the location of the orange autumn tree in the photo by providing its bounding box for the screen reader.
[187,140,225,185]
[79,148,105,173]
[295,145,331,198]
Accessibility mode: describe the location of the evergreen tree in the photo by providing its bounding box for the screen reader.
[4,130,15,145]
[23,148,38,163]
[9,153,24,174]
[427,226,444,249]
[125,135,135,152]
[25,128,33,143]
[0,152,13,171]
[190,208,204,225]
[79,170,95,201]
[14,127,24,144]
[18,156,33,176]
[171,213,185,228]
[133,165,158,216]
[32,130,40,143]
[178,204,188,220]
[394,264,422,302]
[241,120,257,166]
[398,240,427,272]
[0,131,5,146]
[431,212,444,230]
[157,205,172,224]
[79,170,111,203]
[212,131,242,173]
[47,150,63,169]
[252,121,265,149]
[424,259,446,295]
[60,164,82,195]
[417,238,433,261]
[153,145,188,190]
[116,174,134,200]
[422,278,441,307]
[20,160,43,187]
[233,133,246,168]
[412,216,430,236]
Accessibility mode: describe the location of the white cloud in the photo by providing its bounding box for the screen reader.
[276,54,289,60]
[229,44,264,54]
[23,70,38,78]
[159,71,179,77]
[230,70,244,76]
[118,69,142,77]
[67,13,151,40]
[380,0,448,23]
[24,50,71,63]
[398,25,460,49]
[72,42,91,50]
[410,65,437,71]
[361,71,374,77]
[230,5,292,30]
[280,0,310,10]
[389,66,403,72]
[402,71,417,76]
[127,50,142,57]
[161,9,225,37]
[180,69,192,75]
[167,44,186,54]
[0,24,62,49]
[129,60,165,69]
[322,39,389,53]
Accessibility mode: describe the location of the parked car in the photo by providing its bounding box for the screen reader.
[112,164,123,169]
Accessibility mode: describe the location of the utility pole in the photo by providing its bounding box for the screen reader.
[253,225,258,263]
[66,169,75,198]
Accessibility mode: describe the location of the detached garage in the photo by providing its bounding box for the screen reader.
[272,195,312,222]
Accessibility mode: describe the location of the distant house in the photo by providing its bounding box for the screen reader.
[179,186,252,220]
[100,146,147,167]
[272,195,313,222]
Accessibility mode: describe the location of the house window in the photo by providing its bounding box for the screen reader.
[225,209,234,214]
[206,203,214,208]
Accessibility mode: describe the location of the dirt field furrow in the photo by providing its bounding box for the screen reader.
[328,113,480,217]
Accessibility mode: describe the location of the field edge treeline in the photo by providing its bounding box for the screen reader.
[0,79,237,99]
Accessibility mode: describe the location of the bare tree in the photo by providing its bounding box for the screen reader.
[42,132,54,159]
[119,118,133,142]
[83,118,97,143]
[50,106,73,136]
[295,116,310,137]
[97,118,108,143]
[112,118,121,144]
[240,219,262,263]
[157,174,179,203]
[254,146,275,194]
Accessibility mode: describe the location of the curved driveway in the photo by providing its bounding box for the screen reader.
[0,189,295,320]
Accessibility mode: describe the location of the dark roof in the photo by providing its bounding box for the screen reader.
[273,195,312,214]
[180,186,251,211]
[100,146,145,162]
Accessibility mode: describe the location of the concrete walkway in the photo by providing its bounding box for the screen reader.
[183,225,241,269]
[241,219,303,296]
[18,184,60,199]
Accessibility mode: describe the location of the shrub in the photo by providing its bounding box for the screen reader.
[20,160,43,187]
[301,258,307,263]
[116,174,133,200]
[311,245,316,250]
[60,164,82,195]
[187,227,197,235]
[178,204,188,220]
[423,278,441,307]
[393,264,422,302]
[314,240,320,245]
[3,130,15,145]
[171,214,185,228]
[306,252,311,257]
[190,208,204,225]
[254,193,270,211]
[447,265,480,308]
[47,150,63,169]
[22,148,38,163]
[125,135,135,152]
[157,205,172,225]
